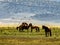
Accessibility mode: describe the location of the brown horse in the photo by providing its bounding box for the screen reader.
[16,22,29,32]
[29,23,40,32]
[42,25,52,37]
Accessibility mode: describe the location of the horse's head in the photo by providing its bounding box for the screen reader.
[29,23,32,27]
[16,27,19,30]
[42,25,46,29]
[42,25,48,29]
[16,25,22,31]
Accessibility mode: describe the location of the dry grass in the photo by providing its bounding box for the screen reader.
[0,36,60,45]
[0,27,60,45]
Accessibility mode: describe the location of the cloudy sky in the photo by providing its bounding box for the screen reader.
[0,0,60,1]
[0,0,60,26]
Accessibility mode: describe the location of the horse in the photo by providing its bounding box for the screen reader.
[29,23,40,32]
[16,22,29,32]
[42,25,52,37]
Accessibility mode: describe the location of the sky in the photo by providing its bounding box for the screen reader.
[0,0,60,26]
[0,0,60,2]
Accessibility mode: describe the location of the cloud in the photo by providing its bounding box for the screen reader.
[12,12,35,18]
[49,0,60,2]
[0,12,35,23]
[0,0,4,1]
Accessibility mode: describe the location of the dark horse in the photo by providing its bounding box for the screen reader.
[29,23,40,32]
[16,22,29,32]
[42,25,52,37]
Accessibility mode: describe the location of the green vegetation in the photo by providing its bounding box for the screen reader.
[0,27,60,45]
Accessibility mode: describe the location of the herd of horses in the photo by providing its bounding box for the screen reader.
[16,22,52,37]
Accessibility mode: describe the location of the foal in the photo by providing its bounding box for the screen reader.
[29,23,40,32]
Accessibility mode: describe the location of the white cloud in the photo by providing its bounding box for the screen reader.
[0,12,35,23]
[11,12,35,19]
[0,0,19,2]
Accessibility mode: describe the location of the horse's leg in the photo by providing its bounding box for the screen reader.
[31,27,33,32]
[21,28,24,32]
[36,28,37,32]
[38,28,40,32]
[19,29,20,31]
[45,31,48,37]
[27,27,29,32]
[19,29,21,32]
[31,29,33,32]
[30,27,32,32]
[27,29,29,32]
[50,30,52,36]
[47,32,49,36]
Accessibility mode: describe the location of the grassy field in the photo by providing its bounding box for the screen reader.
[0,27,60,45]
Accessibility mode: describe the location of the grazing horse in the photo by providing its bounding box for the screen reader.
[16,22,29,32]
[42,25,52,37]
[29,23,40,32]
